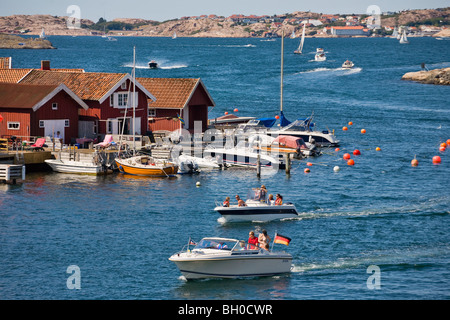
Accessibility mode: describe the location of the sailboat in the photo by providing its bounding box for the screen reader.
[294,23,306,54]
[399,29,409,44]
[172,31,177,39]
[115,47,178,177]
[39,28,46,39]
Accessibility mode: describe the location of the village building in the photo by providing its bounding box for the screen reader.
[0,82,89,144]
[136,77,215,133]
[330,26,369,36]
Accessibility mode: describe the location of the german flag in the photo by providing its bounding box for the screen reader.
[274,233,291,246]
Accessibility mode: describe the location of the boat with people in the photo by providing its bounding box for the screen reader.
[315,48,326,61]
[169,236,292,279]
[342,60,354,69]
[148,60,158,69]
[214,188,299,222]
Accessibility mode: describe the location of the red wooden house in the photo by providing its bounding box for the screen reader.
[136,77,215,133]
[0,83,89,144]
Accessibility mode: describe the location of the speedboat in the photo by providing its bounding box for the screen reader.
[45,159,111,175]
[169,237,292,279]
[203,141,282,169]
[315,48,326,61]
[115,155,178,177]
[214,189,299,222]
[148,60,158,69]
[342,60,354,69]
[272,118,340,147]
[174,154,221,174]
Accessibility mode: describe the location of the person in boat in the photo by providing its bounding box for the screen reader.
[266,194,275,205]
[256,185,267,202]
[223,196,230,207]
[258,229,271,249]
[275,194,283,205]
[248,231,259,248]
[236,195,246,207]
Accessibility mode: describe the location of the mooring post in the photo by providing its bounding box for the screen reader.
[285,153,291,175]
[256,153,261,178]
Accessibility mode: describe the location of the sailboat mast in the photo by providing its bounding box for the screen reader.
[132,46,136,154]
[280,30,284,113]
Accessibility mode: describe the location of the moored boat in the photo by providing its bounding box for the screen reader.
[169,236,292,279]
[115,155,178,177]
[45,159,110,175]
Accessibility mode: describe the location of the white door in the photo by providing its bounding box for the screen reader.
[43,120,65,141]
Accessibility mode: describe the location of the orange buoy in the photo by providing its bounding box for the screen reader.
[440,142,447,149]
[440,146,446,152]
[304,168,310,173]
[343,153,351,160]
[347,159,355,166]
[234,108,238,112]
[335,147,340,152]
[432,156,442,164]
[353,149,361,156]
[361,129,366,134]
[376,147,381,151]
[411,158,419,167]
[342,126,348,131]
[348,121,353,126]
[306,162,313,166]
[447,139,450,146]
[275,115,280,119]
[224,111,228,115]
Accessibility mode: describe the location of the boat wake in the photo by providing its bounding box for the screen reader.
[123,62,188,70]
[296,67,362,75]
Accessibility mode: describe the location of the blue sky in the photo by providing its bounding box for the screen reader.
[2,0,449,22]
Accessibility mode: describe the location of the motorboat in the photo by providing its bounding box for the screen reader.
[169,237,292,279]
[174,154,221,174]
[250,134,319,158]
[203,141,282,169]
[315,52,326,61]
[115,155,178,177]
[45,159,111,175]
[272,118,340,147]
[342,60,354,69]
[148,60,158,69]
[214,189,299,222]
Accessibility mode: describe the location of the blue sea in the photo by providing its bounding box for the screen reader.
[0,36,449,300]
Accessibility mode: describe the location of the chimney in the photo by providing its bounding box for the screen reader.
[41,60,51,70]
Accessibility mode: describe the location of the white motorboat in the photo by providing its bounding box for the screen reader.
[148,60,158,69]
[175,154,221,174]
[342,60,354,69]
[169,237,292,279]
[45,159,110,175]
[315,52,326,61]
[203,141,282,169]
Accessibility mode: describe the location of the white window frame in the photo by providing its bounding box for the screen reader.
[39,120,45,128]
[64,120,70,127]
[52,103,58,110]
[121,82,127,90]
[148,108,156,117]
[7,122,20,130]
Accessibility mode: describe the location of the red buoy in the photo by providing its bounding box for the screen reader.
[343,153,351,160]
[440,146,446,152]
[275,115,280,119]
[411,159,419,167]
[353,149,361,156]
[335,147,340,152]
[361,129,366,134]
[342,126,348,131]
[447,139,450,146]
[347,159,355,166]
[306,162,313,166]
[304,168,310,173]
[234,108,239,112]
[224,111,228,115]
[432,156,442,164]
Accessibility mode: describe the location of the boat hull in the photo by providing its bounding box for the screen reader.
[45,159,107,175]
[169,253,292,279]
[215,204,299,222]
[115,159,178,176]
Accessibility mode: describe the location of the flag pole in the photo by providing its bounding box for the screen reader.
[271,232,277,251]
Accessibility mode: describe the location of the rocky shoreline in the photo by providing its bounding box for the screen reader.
[0,34,55,49]
[402,67,450,85]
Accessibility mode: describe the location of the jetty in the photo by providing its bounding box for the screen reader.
[402,67,450,85]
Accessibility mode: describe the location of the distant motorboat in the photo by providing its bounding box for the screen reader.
[106,36,117,41]
[342,60,354,69]
[148,60,158,69]
[314,48,326,61]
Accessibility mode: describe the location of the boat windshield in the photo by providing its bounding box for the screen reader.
[280,118,315,132]
[194,238,239,251]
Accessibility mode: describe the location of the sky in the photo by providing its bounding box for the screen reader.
[1,0,449,22]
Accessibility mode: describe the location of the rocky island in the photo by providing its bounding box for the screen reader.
[402,67,450,85]
[0,34,55,49]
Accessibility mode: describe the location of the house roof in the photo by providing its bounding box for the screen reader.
[0,83,89,111]
[0,57,12,69]
[0,69,33,83]
[18,70,155,103]
[136,77,215,109]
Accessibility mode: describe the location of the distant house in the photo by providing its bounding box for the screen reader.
[0,83,89,143]
[136,78,215,133]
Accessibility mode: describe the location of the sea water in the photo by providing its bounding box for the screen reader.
[0,36,449,299]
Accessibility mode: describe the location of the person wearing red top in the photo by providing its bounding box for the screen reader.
[248,231,259,249]
[223,196,230,207]
[275,194,283,205]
